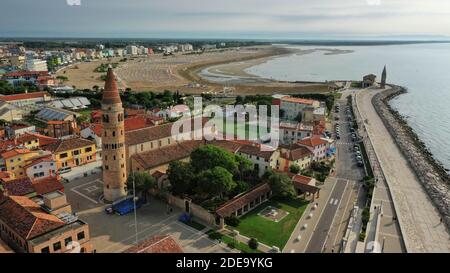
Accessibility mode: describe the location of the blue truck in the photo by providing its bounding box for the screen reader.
[105,196,145,216]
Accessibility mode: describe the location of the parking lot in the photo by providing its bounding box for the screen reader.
[64,173,235,253]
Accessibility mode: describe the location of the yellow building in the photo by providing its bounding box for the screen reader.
[278,144,313,172]
[1,149,40,179]
[43,137,96,169]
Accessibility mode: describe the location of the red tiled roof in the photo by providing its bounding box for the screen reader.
[280,144,312,161]
[0,195,65,240]
[31,176,64,195]
[123,235,183,253]
[216,183,271,218]
[237,144,276,160]
[43,137,94,153]
[0,92,49,102]
[3,71,49,78]
[1,148,31,159]
[0,237,13,253]
[1,177,35,196]
[124,116,154,132]
[131,141,203,170]
[281,97,316,105]
[298,135,328,148]
[25,132,57,147]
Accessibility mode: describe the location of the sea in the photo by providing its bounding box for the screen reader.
[229,43,450,171]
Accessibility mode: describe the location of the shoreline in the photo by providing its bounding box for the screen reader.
[372,86,450,230]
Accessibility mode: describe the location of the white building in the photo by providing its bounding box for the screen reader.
[125,45,138,56]
[25,59,48,72]
[280,97,321,121]
[279,121,314,145]
[178,44,193,52]
[297,136,331,162]
[237,144,280,177]
[24,155,57,180]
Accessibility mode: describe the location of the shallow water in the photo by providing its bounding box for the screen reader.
[243,44,450,170]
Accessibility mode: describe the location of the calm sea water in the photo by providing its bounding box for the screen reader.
[245,44,450,170]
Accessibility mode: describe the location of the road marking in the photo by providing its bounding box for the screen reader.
[70,188,99,204]
[321,180,348,252]
[334,199,339,206]
[329,198,335,205]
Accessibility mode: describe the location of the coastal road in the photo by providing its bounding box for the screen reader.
[355,87,450,252]
[304,178,349,253]
[304,96,365,253]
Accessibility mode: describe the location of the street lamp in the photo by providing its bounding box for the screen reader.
[132,174,138,246]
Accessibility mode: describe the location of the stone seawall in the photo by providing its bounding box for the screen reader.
[372,86,450,231]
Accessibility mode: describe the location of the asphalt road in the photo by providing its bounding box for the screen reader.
[305,178,349,253]
[304,97,365,253]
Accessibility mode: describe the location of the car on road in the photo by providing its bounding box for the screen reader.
[336,134,341,140]
[357,161,364,167]
[356,155,362,161]
[355,151,362,156]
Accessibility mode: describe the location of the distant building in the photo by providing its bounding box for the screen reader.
[0,91,51,107]
[0,101,22,122]
[279,96,320,121]
[362,74,377,88]
[279,121,313,145]
[2,71,51,87]
[25,59,48,72]
[125,45,138,56]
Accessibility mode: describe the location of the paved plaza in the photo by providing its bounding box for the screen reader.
[64,173,234,253]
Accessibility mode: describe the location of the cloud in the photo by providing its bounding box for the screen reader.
[0,0,449,38]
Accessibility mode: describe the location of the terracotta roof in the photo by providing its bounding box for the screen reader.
[281,97,316,105]
[25,133,57,147]
[0,195,65,240]
[3,71,49,78]
[131,141,203,170]
[43,137,94,153]
[124,116,154,132]
[280,144,312,161]
[125,117,207,146]
[102,67,122,104]
[31,176,64,195]
[281,172,319,193]
[23,155,54,170]
[1,177,35,196]
[298,135,328,148]
[123,235,183,253]
[16,133,39,144]
[238,144,276,160]
[1,148,31,159]
[208,140,243,153]
[0,92,49,102]
[216,183,271,218]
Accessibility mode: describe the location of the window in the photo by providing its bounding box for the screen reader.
[141,144,143,151]
[105,165,109,170]
[73,150,80,156]
[41,246,50,253]
[53,241,61,251]
[64,237,72,247]
[85,147,92,153]
[112,131,116,137]
[77,231,85,241]
[60,153,68,159]
[113,156,116,160]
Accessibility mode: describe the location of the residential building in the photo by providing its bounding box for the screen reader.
[25,59,48,72]
[278,143,313,171]
[237,143,280,177]
[24,155,57,180]
[125,45,138,55]
[362,74,377,88]
[280,96,321,121]
[42,137,96,169]
[1,176,63,197]
[297,135,332,162]
[0,91,51,107]
[0,101,22,122]
[0,194,92,253]
[0,149,45,179]
[279,121,313,145]
[5,123,36,138]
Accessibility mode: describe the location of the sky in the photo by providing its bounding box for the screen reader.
[1,0,450,39]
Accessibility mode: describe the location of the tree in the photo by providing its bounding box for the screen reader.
[235,154,253,181]
[167,161,195,196]
[268,172,296,198]
[196,166,236,199]
[289,164,300,174]
[190,145,239,174]
[248,238,259,250]
[0,80,15,95]
[235,95,244,105]
[56,75,69,85]
[126,172,156,202]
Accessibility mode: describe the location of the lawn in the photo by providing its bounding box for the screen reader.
[232,197,309,249]
[206,230,263,253]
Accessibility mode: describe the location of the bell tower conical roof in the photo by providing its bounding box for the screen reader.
[102,66,122,104]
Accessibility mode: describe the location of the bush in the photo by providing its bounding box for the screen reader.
[208,231,222,241]
[225,215,241,227]
[359,232,366,242]
[227,242,236,249]
[248,238,259,250]
[289,164,300,174]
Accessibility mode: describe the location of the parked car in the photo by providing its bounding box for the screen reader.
[336,134,341,140]
[356,155,363,161]
[357,161,364,167]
